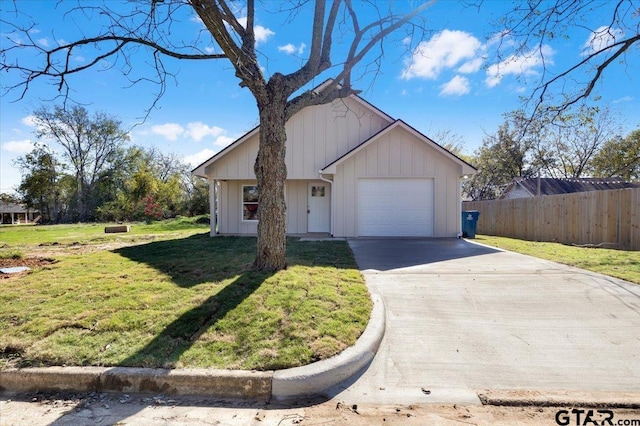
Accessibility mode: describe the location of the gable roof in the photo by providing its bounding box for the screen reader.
[192,125,259,178]
[191,79,394,178]
[0,202,37,213]
[501,177,640,198]
[320,119,477,176]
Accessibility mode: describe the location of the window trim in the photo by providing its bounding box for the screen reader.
[241,184,259,222]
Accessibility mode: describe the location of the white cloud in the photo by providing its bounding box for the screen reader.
[279,44,296,54]
[254,25,275,44]
[150,121,231,142]
[2,139,34,154]
[186,122,224,142]
[180,137,242,168]
[184,149,216,167]
[236,17,274,45]
[214,135,235,147]
[278,42,306,55]
[151,123,184,141]
[485,45,555,88]
[37,38,49,47]
[457,57,484,74]
[439,75,471,96]
[402,30,483,80]
[582,26,624,55]
[21,115,37,127]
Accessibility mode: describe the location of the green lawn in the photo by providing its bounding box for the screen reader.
[0,216,209,247]
[475,235,640,284]
[0,219,371,371]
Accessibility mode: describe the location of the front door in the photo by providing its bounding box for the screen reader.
[308,183,330,233]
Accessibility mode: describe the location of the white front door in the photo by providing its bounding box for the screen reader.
[308,183,330,233]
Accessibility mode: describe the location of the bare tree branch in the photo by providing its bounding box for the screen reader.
[284,0,435,119]
[491,0,640,120]
[190,0,264,94]
[1,3,227,119]
[535,34,640,116]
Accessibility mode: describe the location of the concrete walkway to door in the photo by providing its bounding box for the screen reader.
[328,238,640,405]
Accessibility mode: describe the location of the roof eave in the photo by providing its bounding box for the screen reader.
[190,125,260,178]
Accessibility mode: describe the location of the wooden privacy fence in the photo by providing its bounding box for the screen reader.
[462,188,640,251]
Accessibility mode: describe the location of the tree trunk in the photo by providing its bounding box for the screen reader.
[253,84,288,271]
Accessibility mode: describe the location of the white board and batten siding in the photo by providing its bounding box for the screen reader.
[195,92,476,238]
[216,179,329,235]
[207,98,391,180]
[332,125,462,238]
[204,97,393,235]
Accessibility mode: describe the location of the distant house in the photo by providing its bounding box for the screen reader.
[193,80,477,238]
[500,177,640,199]
[0,202,40,224]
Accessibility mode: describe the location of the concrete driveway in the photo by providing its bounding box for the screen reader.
[329,238,640,405]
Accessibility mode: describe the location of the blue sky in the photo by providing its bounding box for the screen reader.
[1,1,639,194]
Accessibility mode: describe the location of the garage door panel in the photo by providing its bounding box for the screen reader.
[358,178,434,237]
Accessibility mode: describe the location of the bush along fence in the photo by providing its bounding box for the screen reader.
[462,188,640,251]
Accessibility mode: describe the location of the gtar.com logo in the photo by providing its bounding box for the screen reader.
[555,408,640,426]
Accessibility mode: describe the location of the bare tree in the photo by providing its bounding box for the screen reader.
[31,105,130,221]
[463,115,538,200]
[534,106,619,178]
[1,0,433,271]
[492,0,640,118]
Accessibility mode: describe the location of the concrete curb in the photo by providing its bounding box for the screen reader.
[479,390,640,409]
[271,293,385,401]
[0,293,386,402]
[0,367,273,401]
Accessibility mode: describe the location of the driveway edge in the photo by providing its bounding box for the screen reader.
[479,390,640,409]
[0,293,386,402]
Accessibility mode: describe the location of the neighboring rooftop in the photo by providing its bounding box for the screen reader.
[0,201,35,213]
[500,177,640,199]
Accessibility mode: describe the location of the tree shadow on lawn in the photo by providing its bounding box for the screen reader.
[112,235,356,369]
[112,234,268,367]
[119,269,272,368]
[112,233,257,288]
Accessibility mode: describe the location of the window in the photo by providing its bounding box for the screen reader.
[311,185,325,197]
[242,185,259,221]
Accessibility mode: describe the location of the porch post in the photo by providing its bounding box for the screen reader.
[210,179,218,237]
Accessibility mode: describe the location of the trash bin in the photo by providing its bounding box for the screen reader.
[461,210,480,238]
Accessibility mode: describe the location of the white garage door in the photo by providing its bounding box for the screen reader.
[358,178,434,237]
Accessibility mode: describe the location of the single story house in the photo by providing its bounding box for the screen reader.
[192,83,476,238]
[0,202,39,224]
[500,177,640,199]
